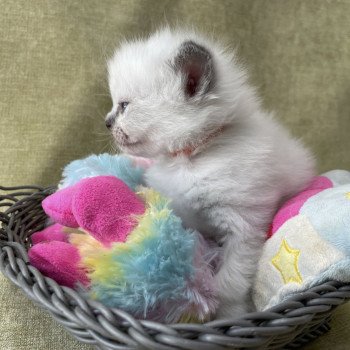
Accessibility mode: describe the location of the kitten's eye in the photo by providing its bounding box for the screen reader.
[119,101,129,113]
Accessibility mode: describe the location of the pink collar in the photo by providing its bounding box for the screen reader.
[170,125,227,158]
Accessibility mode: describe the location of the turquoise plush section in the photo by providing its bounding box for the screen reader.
[300,171,350,254]
[90,207,197,322]
[60,154,144,191]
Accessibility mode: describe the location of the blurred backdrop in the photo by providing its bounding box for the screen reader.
[0,0,349,187]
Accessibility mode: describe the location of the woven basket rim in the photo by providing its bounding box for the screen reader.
[1,185,349,350]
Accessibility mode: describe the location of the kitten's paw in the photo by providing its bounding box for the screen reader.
[128,156,154,169]
[215,301,251,319]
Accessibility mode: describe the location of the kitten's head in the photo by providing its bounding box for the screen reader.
[106,28,255,157]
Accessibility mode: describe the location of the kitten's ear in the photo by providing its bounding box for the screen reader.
[173,40,215,98]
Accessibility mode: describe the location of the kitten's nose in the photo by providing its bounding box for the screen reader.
[105,113,116,129]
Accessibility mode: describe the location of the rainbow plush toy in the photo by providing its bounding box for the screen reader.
[29,155,218,323]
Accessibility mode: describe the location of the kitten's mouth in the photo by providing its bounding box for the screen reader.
[117,138,144,149]
[122,140,142,147]
[118,140,145,156]
[112,127,143,148]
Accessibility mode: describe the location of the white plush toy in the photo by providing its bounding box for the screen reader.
[253,170,350,310]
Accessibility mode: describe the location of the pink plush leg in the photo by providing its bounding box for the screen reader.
[72,176,145,246]
[42,184,79,228]
[31,223,68,245]
[28,241,89,288]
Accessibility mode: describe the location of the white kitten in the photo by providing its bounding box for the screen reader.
[106,28,316,318]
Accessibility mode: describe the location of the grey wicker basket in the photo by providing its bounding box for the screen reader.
[1,185,350,350]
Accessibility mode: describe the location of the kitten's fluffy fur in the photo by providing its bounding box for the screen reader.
[106,28,315,318]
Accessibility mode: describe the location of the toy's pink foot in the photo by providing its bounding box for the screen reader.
[42,185,79,228]
[72,176,145,246]
[31,223,68,245]
[28,241,89,288]
[41,175,145,246]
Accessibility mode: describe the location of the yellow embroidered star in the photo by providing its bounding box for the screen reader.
[346,192,350,200]
[271,239,303,284]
